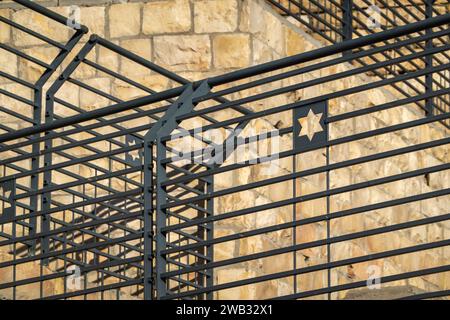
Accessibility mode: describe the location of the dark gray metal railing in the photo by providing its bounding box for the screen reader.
[0,0,449,300]
[267,0,450,128]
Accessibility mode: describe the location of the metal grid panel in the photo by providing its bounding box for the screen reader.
[267,0,450,128]
[151,16,450,299]
[0,0,448,300]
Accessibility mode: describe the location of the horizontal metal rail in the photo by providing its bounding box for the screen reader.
[1,0,449,301]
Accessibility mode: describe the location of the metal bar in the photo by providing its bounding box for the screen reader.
[162,239,450,299]
[426,0,435,116]
[161,212,450,279]
[161,162,450,232]
[161,187,450,256]
[342,0,353,45]
[143,137,154,300]
[161,112,450,188]
[275,265,450,300]
[0,15,66,49]
[1,13,448,144]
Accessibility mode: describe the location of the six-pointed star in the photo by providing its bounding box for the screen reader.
[298,109,324,141]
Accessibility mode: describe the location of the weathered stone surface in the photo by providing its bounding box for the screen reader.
[0,0,449,301]
[19,46,59,83]
[0,47,17,80]
[79,77,111,110]
[109,3,141,38]
[12,7,69,46]
[194,0,238,33]
[97,41,119,73]
[143,0,191,34]
[154,35,211,71]
[252,38,279,65]
[120,38,152,77]
[215,268,256,299]
[285,27,316,56]
[0,9,11,43]
[79,6,105,37]
[0,83,32,122]
[213,34,250,69]
[248,0,285,54]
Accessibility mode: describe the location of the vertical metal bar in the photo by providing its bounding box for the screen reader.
[425,0,435,116]
[41,39,97,265]
[29,88,42,256]
[143,138,154,300]
[292,155,297,296]
[41,91,53,265]
[155,138,168,298]
[205,173,214,300]
[343,0,353,43]
[325,101,331,300]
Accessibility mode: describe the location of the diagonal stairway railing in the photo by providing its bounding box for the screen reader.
[0,0,87,271]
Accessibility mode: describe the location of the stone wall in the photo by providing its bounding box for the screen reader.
[0,0,448,299]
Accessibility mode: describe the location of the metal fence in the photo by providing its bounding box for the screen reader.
[267,0,450,128]
[0,0,449,300]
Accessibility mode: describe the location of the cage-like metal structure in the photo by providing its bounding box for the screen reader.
[0,0,449,300]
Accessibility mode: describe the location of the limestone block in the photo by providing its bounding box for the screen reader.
[79,77,111,110]
[238,0,250,32]
[109,3,141,38]
[296,270,328,294]
[248,1,285,54]
[55,80,80,108]
[214,228,237,261]
[120,38,152,77]
[0,47,17,80]
[213,34,250,69]
[97,42,120,73]
[253,38,280,65]
[0,251,63,299]
[12,7,69,46]
[216,190,256,230]
[194,0,238,33]
[19,46,59,83]
[79,6,105,37]
[285,27,313,56]
[154,35,211,71]
[143,0,191,35]
[259,252,293,276]
[215,268,256,299]
[0,9,11,43]
[296,195,327,219]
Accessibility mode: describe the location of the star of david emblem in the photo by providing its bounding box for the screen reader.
[298,109,324,141]
[293,101,328,150]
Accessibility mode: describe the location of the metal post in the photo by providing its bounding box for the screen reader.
[151,81,211,299]
[28,88,42,256]
[41,37,96,264]
[155,137,168,298]
[143,138,154,300]
[342,0,353,55]
[204,174,214,300]
[41,90,53,264]
[425,0,435,116]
